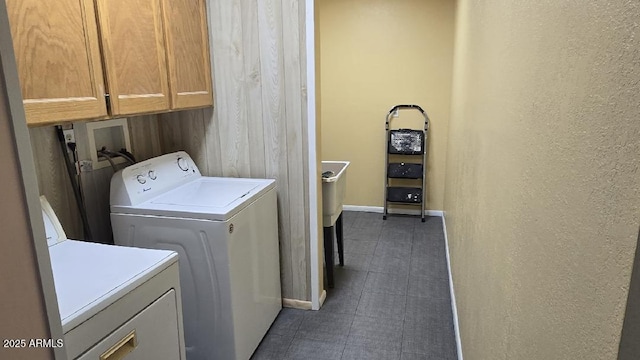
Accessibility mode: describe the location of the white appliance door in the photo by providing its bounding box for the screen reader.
[111,188,281,360]
[78,290,181,360]
[111,213,233,360]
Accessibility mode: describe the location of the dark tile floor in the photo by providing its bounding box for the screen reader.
[252,211,457,360]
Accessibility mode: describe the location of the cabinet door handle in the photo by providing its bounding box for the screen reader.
[100,330,137,360]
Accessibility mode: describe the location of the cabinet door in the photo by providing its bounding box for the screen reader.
[162,0,213,109]
[6,0,108,126]
[95,0,170,116]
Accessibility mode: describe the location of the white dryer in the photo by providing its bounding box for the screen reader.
[110,151,282,360]
[42,197,186,359]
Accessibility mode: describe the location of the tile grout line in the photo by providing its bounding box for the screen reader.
[383,214,415,358]
[282,334,295,360]
[341,210,364,360]
[401,222,422,357]
[283,310,305,359]
[339,303,356,359]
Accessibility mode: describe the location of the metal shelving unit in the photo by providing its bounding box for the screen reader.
[383,104,430,222]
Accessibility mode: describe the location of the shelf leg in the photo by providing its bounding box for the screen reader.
[336,213,344,266]
[323,226,335,288]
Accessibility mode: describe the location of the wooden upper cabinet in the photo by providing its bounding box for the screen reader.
[6,0,108,125]
[162,0,213,109]
[95,0,171,116]
[7,0,213,125]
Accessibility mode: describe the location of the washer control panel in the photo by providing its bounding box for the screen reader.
[110,151,201,206]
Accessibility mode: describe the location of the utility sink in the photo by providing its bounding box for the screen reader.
[321,161,350,227]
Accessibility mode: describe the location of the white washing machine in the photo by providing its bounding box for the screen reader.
[42,196,186,359]
[110,151,282,360]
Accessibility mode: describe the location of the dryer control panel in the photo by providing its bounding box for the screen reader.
[110,151,202,206]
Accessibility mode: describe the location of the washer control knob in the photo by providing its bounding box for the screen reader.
[148,170,157,180]
[177,157,189,171]
[136,175,147,184]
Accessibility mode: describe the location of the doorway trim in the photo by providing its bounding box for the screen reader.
[305,0,321,310]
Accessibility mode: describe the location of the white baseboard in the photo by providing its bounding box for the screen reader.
[442,214,463,360]
[342,205,384,213]
[319,290,327,308]
[343,205,444,217]
[282,298,312,310]
[285,290,326,311]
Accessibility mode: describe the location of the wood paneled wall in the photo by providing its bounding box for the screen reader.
[28,115,162,244]
[27,0,312,302]
[158,0,311,301]
[29,126,84,239]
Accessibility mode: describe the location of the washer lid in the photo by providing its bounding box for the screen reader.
[49,240,177,333]
[111,177,276,221]
[150,178,261,208]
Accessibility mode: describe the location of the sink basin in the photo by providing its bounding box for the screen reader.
[321,161,350,227]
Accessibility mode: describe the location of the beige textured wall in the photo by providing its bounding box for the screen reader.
[619,229,640,359]
[319,0,455,210]
[445,1,640,359]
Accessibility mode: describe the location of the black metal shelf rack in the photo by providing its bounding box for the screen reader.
[383,104,430,222]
